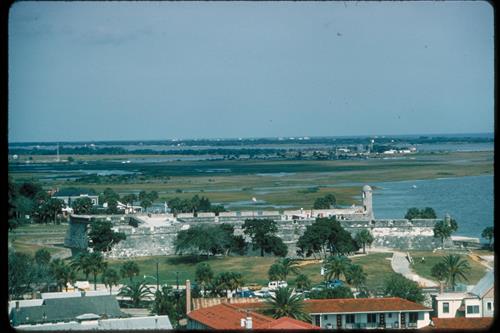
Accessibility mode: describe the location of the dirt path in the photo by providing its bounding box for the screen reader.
[390,251,438,288]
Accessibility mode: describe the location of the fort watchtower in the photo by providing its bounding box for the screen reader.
[362,185,374,220]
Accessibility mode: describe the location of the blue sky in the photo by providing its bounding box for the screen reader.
[8,1,494,142]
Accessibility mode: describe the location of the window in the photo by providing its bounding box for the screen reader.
[409,313,418,323]
[443,302,450,313]
[487,303,492,311]
[388,313,392,318]
[323,315,328,320]
[367,313,377,323]
[467,305,480,314]
[314,315,320,327]
[345,314,355,324]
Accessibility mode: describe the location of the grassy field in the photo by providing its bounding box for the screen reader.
[409,250,488,285]
[101,253,394,292]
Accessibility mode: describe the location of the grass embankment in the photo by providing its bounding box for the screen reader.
[9,223,69,257]
[409,250,488,285]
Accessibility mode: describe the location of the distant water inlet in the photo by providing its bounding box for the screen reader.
[371,175,493,241]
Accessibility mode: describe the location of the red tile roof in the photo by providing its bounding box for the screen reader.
[304,297,432,314]
[263,317,320,329]
[430,317,494,330]
[188,303,273,329]
[187,302,318,330]
[233,297,431,315]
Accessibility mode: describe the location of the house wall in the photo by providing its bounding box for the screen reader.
[312,311,430,329]
[482,288,494,317]
[435,299,463,318]
[464,298,482,318]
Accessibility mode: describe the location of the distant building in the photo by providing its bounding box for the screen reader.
[53,189,99,206]
[431,271,494,318]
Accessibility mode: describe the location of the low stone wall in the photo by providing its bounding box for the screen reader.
[66,214,441,258]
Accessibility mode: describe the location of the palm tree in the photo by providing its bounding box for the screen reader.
[442,255,471,290]
[195,263,213,297]
[87,252,108,290]
[431,262,448,293]
[345,264,367,292]
[266,286,310,322]
[294,274,312,291]
[268,263,284,281]
[212,272,243,297]
[70,253,93,281]
[118,280,153,308]
[433,217,458,248]
[324,255,352,282]
[102,268,120,295]
[50,259,76,292]
[120,261,140,283]
[354,229,374,254]
[278,258,301,281]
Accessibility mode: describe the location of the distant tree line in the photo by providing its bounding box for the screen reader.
[405,207,437,220]
[313,194,337,209]
[167,195,225,215]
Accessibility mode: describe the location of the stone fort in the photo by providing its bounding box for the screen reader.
[64,185,444,258]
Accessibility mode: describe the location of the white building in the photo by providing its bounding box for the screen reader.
[306,297,432,329]
[431,270,494,318]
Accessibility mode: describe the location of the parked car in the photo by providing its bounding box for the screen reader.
[268,281,288,291]
[254,288,272,298]
[235,290,256,298]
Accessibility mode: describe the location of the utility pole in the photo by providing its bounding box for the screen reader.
[176,271,179,291]
[156,261,159,293]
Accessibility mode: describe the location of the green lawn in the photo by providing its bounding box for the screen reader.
[102,253,393,293]
[409,250,488,285]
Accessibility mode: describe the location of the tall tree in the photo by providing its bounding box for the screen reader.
[441,255,471,290]
[384,273,424,303]
[34,248,52,266]
[8,250,37,299]
[120,261,140,282]
[433,217,458,248]
[345,264,367,292]
[268,263,285,281]
[243,219,286,257]
[50,259,76,292]
[324,255,352,282]
[481,226,494,249]
[212,272,243,297]
[354,229,374,254]
[87,252,108,290]
[294,274,312,291]
[70,253,93,280]
[38,198,64,224]
[195,263,214,297]
[431,262,448,293]
[102,268,120,295]
[265,286,310,322]
[118,280,152,308]
[72,197,94,215]
[121,194,137,205]
[296,217,358,258]
[88,220,126,252]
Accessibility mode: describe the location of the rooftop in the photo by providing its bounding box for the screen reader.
[469,270,494,298]
[305,297,431,314]
[234,297,431,315]
[10,295,125,326]
[187,303,318,330]
[429,317,494,330]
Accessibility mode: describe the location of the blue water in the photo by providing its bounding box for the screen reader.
[371,175,493,241]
